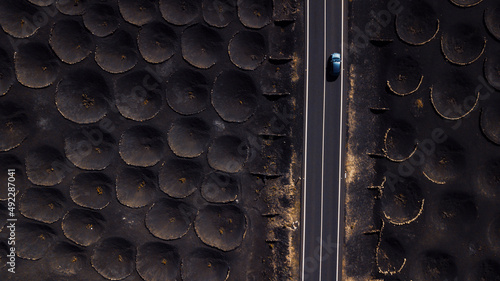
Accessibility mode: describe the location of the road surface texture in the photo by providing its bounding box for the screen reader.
[302,0,346,280]
[345,0,500,279]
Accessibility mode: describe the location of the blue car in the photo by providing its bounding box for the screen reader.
[328,53,341,77]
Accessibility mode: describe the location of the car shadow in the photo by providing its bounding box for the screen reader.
[326,60,339,82]
[326,72,339,82]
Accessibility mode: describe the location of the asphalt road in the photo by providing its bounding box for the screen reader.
[301,0,346,280]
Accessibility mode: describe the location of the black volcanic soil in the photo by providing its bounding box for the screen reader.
[345,0,500,279]
[0,0,304,280]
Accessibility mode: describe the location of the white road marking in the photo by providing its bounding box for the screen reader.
[300,0,310,277]
[336,0,345,279]
[318,0,327,278]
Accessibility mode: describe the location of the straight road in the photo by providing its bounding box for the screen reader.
[301,0,346,280]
